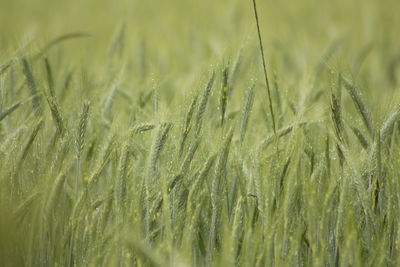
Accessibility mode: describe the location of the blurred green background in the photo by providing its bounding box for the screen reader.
[1,0,399,76]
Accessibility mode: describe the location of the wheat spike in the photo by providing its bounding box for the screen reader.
[179,95,198,156]
[219,66,229,126]
[46,96,65,135]
[77,101,90,159]
[342,77,374,136]
[195,72,215,136]
[148,122,172,184]
[209,128,234,254]
[239,82,255,142]
[21,58,41,117]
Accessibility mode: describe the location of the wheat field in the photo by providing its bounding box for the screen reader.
[1,0,400,266]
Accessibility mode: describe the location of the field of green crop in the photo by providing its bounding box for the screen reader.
[1,0,400,266]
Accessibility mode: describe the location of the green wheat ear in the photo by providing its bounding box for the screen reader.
[46,95,65,136]
[130,123,155,136]
[117,143,129,214]
[76,101,90,196]
[77,101,90,158]
[22,58,42,117]
[195,71,215,136]
[219,65,229,126]
[179,95,198,156]
[330,91,346,144]
[239,82,255,142]
[342,77,374,137]
[209,128,234,255]
[148,122,172,184]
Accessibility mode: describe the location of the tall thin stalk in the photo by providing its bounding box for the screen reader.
[251,0,276,136]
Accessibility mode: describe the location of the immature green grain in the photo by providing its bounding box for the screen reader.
[195,72,215,136]
[210,128,234,254]
[228,172,239,221]
[44,58,55,98]
[252,164,263,222]
[117,143,129,213]
[182,191,207,251]
[231,196,243,259]
[278,156,291,195]
[151,139,200,216]
[3,4,400,265]
[259,123,307,149]
[76,101,90,196]
[77,101,90,158]
[330,92,346,144]
[187,154,216,208]
[219,66,229,126]
[239,83,255,142]
[148,122,172,184]
[144,122,172,232]
[46,96,65,135]
[179,95,198,156]
[130,123,155,136]
[325,134,331,176]
[342,77,374,136]
[179,137,200,177]
[22,58,41,117]
[350,126,369,150]
[371,129,382,214]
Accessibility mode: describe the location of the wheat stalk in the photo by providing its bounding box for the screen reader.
[251,0,276,136]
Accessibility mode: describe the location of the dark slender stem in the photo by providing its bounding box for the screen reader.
[252,0,277,136]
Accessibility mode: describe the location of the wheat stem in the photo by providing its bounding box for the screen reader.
[251,0,276,136]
